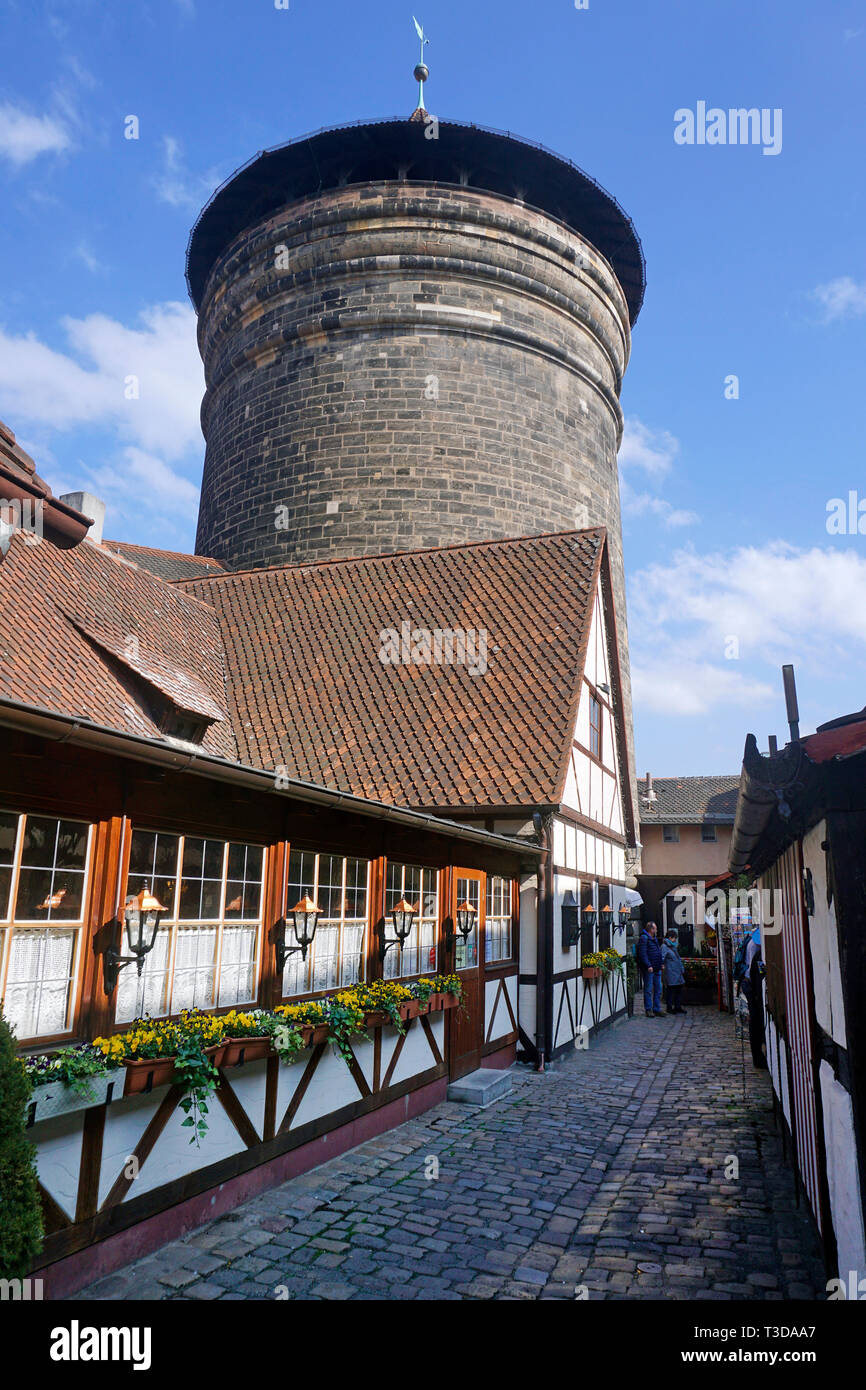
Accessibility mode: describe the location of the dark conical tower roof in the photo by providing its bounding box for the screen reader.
[186,117,645,323]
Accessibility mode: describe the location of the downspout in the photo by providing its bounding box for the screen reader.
[533,812,553,1071]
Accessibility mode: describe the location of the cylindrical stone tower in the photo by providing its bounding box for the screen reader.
[187,118,644,819]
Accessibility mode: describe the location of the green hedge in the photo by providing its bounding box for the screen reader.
[0,1012,43,1278]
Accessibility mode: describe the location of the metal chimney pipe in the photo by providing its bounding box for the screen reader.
[782,665,800,743]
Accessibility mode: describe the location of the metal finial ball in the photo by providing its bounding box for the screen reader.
[413,63,429,83]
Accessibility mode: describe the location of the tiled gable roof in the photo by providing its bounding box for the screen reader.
[0,532,235,759]
[101,539,226,583]
[638,775,740,824]
[178,530,606,809]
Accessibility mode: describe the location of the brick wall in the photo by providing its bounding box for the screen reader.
[193,179,638,826]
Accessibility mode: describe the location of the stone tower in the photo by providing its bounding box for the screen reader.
[187,116,644,825]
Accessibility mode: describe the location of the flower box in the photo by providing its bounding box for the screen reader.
[398,999,429,1021]
[27,1071,120,1127]
[581,967,601,980]
[123,1056,177,1095]
[428,991,460,1011]
[298,1023,330,1047]
[363,1010,393,1029]
[221,1037,271,1067]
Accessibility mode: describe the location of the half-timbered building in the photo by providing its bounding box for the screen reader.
[729,714,866,1280]
[0,445,637,1292]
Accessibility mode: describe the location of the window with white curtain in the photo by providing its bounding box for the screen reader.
[282,850,369,996]
[485,875,513,963]
[115,830,264,1023]
[383,862,438,979]
[0,811,92,1041]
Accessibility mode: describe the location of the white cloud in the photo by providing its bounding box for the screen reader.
[629,542,866,716]
[0,102,71,167]
[619,417,679,479]
[634,660,775,717]
[621,481,698,528]
[0,302,204,544]
[0,302,203,458]
[811,276,866,323]
[154,136,220,214]
[619,417,698,528]
[73,242,106,275]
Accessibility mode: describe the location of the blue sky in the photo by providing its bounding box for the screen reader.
[1,0,865,778]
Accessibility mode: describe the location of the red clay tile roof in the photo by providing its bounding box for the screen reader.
[176,530,606,809]
[0,526,609,810]
[0,531,235,759]
[101,539,226,583]
[638,775,740,824]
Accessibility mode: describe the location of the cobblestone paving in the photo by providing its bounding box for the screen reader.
[74,1004,827,1301]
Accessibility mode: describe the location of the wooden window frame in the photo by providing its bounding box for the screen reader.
[382,861,440,981]
[0,811,95,1047]
[279,849,371,1000]
[113,827,267,1026]
[484,873,515,966]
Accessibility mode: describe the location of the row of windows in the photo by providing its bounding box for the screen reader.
[662,824,718,843]
[0,813,515,1042]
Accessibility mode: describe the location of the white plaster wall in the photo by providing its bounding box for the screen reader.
[519,874,538,976]
[123,1091,245,1200]
[819,1058,866,1277]
[802,821,847,1046]
[28,1111,85,1221]
[485,975,516,1043]
[226,1059,269,1139]
[98,1089,165,1208]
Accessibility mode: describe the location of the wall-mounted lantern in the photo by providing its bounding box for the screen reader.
[379,898,417,961]
[617,905,631,928]
[103,886,167,995]
[561,891,581,949]
[276,895,322,973]
[455,900,477,939]
[582,905,597,930]
[802,867,815,918]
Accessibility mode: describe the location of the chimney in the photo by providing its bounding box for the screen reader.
[782,664,800,743]
[60,491,106,545]
[643,772,657,804]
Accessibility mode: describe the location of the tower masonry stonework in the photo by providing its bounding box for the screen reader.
[188,119,645,830]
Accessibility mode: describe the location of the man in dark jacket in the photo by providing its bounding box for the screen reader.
[637,922,664,1017]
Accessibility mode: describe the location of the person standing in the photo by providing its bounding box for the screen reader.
[745,932,768,1069]
[662,930,687,1014]
[637,921,664,1017]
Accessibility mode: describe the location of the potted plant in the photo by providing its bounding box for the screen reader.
[274,1000,330,1046]
[351,980,411,1032]
[24,1044,122,1125]
[219,1009,274,1066]
[94,1009,228,1146]
[580,952,604,980]
[424,973,463,1010]
[271,1018,308,1064]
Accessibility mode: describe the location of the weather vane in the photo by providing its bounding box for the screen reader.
[412,16,430,110]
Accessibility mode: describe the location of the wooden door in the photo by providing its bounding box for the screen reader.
[448,869,484,1080]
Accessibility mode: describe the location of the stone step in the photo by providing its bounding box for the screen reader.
[447,1068,512,1107]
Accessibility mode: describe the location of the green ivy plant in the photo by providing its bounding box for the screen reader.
[270,1021,306,1064]
[323,995,369,1063]
[173,1040,220,1147]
